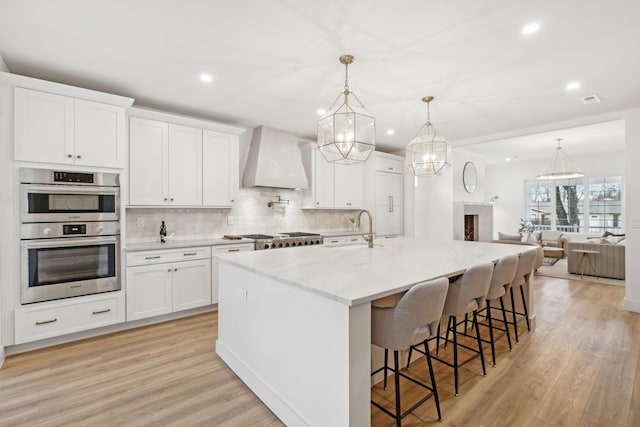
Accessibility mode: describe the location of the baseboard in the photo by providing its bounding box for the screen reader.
[0,345,5,368]
[216,340,310,427]
[624,297,640,313]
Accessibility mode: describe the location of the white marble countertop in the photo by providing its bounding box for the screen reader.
[216,237,536,306]
[125,237,255,252]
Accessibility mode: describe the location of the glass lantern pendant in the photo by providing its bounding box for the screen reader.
[317,55,375,164]
[405,96,450,176]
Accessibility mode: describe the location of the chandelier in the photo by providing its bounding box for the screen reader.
[405,96,450,176]
[536,138,584,180]
[317,55,375,164]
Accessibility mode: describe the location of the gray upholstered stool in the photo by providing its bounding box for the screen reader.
[413,263,493,397]
[508,249,538,343]
[371,277,449,425]
[478,254,518,367]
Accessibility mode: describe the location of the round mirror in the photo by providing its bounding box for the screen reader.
[463,161,477,193]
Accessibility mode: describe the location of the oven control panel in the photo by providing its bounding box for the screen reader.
[54,171,95,183]
[21,221,120,239]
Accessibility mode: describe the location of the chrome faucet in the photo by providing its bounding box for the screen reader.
[356,209,374,248]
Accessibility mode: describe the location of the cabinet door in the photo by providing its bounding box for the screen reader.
[14,87,75,164]
[334,163,364,208]
[314,154,334,208]
[202,130,238,207]
[75,99,125,168]
[126,264,173,321]
[375,172,403,236]
[129,118,169,205]
[168,124,202,205]
[173,259,211,311]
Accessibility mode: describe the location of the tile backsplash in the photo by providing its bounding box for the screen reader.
[125,187,360,242]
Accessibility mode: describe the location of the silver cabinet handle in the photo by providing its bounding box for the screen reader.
[388,196,393,212]
[145,255,161,260]
[228,248,240,252]
[167,268,172,272]
[92,309,111,315]
[67,154,73,158]
[164,197,168,202]
[183,252,197,256]
[36,318,57,325]
[76,155,82,159]
[170,198,174,202]
[174,268,178,272]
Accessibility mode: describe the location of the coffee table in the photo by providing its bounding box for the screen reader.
[542,246,564,265]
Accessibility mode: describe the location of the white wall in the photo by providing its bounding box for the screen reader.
[0,54,7,72]
[624,109,640,312]
[485,150,625,237]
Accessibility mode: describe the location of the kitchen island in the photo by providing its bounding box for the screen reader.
[215,238,536,426]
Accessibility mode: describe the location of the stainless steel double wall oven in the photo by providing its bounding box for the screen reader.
[20,168,121,304]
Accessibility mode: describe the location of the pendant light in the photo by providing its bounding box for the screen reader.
[317,55,375,164]
[536,138,584,180]
[405,96,450,176]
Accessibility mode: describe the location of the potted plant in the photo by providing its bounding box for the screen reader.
[518,218,535,240]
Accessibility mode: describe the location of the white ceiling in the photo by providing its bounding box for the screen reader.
[1,0,639,157]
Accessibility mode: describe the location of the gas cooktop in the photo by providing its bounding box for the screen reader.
[240,232,324,250]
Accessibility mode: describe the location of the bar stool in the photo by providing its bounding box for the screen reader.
[508,249,538,343]
[478,254,518,367]
[409,263,493,396]
[371,277,449,425]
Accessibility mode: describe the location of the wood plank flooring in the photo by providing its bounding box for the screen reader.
[1,275,639,426]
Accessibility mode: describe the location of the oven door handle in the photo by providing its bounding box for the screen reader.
[21,236,118,249]
[22,184,119,196]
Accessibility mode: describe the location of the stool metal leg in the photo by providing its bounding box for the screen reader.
[383,348,389,389]
[393,350,402,427]
[424,341,442,421]
[453,315,459,396]
[473,310,487,376]
[510,287,519,343]
[519,285,530,332]
[500,296,512,351]
[486,303,496,367]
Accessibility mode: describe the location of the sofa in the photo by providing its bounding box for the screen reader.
[567,240,625,280]
[492,239,544,271]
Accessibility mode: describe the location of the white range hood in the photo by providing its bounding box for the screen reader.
[243,126,309,190]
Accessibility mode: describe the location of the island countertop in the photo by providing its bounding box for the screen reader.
[215,237,536,306]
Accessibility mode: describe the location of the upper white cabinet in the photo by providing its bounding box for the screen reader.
[302,145,364,209]
[14,87,126,168]
[371,153,404,236]
[202,130,239,206]
[129,114,240,208]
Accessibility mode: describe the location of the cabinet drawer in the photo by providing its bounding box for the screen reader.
[15,292,124,344]
[127,246,211,266]
[344,235,366,244]
[323,236,347,246]
[375,156,403,174]
[212,243,254,254]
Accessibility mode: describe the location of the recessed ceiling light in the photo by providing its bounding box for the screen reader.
[565,81,581,91]
[522,22,540,35]
[386,129,395,135]
[317,109,326,116]
[200,74,213,83]
[505,157,511,162]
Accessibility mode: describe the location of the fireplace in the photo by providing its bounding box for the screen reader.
[464,214,479,241]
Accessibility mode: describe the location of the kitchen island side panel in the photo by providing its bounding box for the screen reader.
[216,263,370,427]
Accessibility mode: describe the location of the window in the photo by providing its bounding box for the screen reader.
[588,176,623,234]
[524,175,623,234]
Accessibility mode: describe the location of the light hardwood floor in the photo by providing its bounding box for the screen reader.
[1,275,639,426]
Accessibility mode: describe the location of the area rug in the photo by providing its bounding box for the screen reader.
[536,258,625,287]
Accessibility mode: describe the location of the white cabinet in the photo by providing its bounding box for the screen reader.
[211,243,254,304]
[129,117,239,207]
[129,118,202,206]
[374,154,403,236]
[203,130,239,207]
[323,235,366,247]
[126,247,212,321]
[14,87,125,168]
[14,292,125,344]
[302,146,364,209]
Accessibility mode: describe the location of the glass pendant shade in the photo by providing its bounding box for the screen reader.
[317,55,375,164]
[405,97,449,176]
[536,140,584,180]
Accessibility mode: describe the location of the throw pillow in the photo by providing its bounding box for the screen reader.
[603,231,625,238]
[498,232,522,241]
[605,235,625,244]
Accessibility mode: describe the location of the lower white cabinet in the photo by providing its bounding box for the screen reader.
[14,292,125,344]
[211,243,254,304]
[323,235,366,247]
[126,247,212,321]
